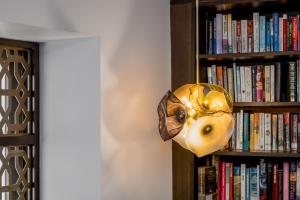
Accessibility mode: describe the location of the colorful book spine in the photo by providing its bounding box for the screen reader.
[227,67,235,101]
[289,62,297,102]
[243,112,249,151]
[246,168,250,200]
[217,66,223,87]
[270,17,274,51]
[241,164,246,200]
[278,114,284,152]
[279,17,284,51]
[233,63,238,102]
[214,17,217,54]
[245,66,252,102]
[236,65,242,102]
[226,163,230,200]
[273,13,279,52]
[272,114,278,152]
[288,16,293,51]
[273,164,279,200]
[222,161,226,200]
[293,16,298,51]
[260,159,267,200]
[270,64,275,102]
[240,66,246,102]
[264,113,272,151]
[278,168,283,200]
[256,65,264,102]
[247,20,253,53]
[223,66,228,91]
[253,12,260,53]
[296,162,300,200]
[239,110,244,151]
[252,66,257,101]
[228,14,232,53]
[223,14,228,53]
[250,167,258,199]
[284,113,290,152]
[260,16,266,52]
[283,14,287,51]
[232,20,237,53]
[290,162,297,200]
[229,163,233,200]
[291,114,298,152]
[212,65,217,85]
[216,14,223,54]
[254,113,260,151]
[207,67,212,84]
[264,65,271,102]
[237,20,242,53]
[266,20,271,52]
[234,166,241,200]
[241,20,248,53]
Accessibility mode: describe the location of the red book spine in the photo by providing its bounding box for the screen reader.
[256,65,264,102]
[283,17,287,51]
[221,161,226,200]
[292,16,298,51]
[283,162,289,200]
[237,20,242,53]
[218,160,222,200]
[273,164,279,200]
[216,66,223,87]
[229,163,233,200]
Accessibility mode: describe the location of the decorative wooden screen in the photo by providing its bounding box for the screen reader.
[0,39,39,200]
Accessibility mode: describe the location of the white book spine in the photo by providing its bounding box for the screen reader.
[297,162,300,199]
[241,164,246,200]
[245,66,252,102]
[241,20,248,53]
[226,163,230,200]
[278,114,284,152]
[259,113,265,151]
[240,66,246,102]
[233,63,238,102]
[216,14,223,54]
[207,67,212,84]
[228,14,232,53]
[236,112,241,150]
[223,14,228,53]
[270,64,275,102]
[279,17,283,52]
[212,65,217,84]
[239,110,244,150]
[227,67,235,100]
[253,12,260,52]
[292,114,298,152]
[264,65,271,102]
[232,20,237,53]
[256,165,260,198]
[264,113,272,151]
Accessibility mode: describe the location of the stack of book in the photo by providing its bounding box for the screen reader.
[202,157,300,200]
[206,12,300,54]
[207,61,300,102]
[198,166,218,200]
[228,111,300,153]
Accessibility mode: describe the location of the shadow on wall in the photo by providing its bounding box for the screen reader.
[100,0,172,199]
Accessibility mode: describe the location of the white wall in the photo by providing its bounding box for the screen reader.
[0,0,171,200]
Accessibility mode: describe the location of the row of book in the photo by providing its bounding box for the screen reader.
[207,61,300,102]
[227,111,300,153]
[206,12,300,54]
[198,159,300,200]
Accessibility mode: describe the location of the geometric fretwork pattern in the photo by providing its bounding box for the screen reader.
[0,46,34,135]
[0,146,33,200]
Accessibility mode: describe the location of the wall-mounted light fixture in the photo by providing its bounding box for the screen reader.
[157,0,234,157]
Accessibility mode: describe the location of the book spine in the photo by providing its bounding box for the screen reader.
[228,14,232,53]
[241,66,246,102]
[232,113,237,151]
[222,161,226,200]
[284,113,290,152]
[216,14,223,54]
[212,65,217,85]
[298,60,300,102]
[289,62,297,102]
[250,113,254,151]
[266,20,271,52]
[239,110,244,151]
[260,159,267,200]
[241,20,248,53]
[248,20,253,53]
[232,20,237,53]
[288,16,293,51]
[275,62,282,102]
[252,66,257,102]
[217,66,224,87]
[298,15,300,51]
[229,163,233,200]
[207,66,212,84]
[233,63,238,102]
[250,167,258,199]
[256,65,264,102]
[226,163,230,200]
[278,169,283,200]
[270,17,274,52]
[227,67,235,101]
[234,166,241,200]
[273,13,279,52]
[223,66,228,91]
[237,20,242,53]
[298,114,300,153]
[254,113,260,151]
[290,162,297,200]
[253,12,260,53]
[246,168,250,200]
[223,14,228,53]
[243,112,249,151]
[270,64,275,102]
[257,165,260,199]
[209,21,213,54]
[214,17,217,54]
[267,162,272,200]
[218,160,222,200]
[291,114,298,152]
[245,66,252,102]
[260,16,266,52]
[279,17,284,51]
[236,112,241,151]
[237,65,242,102]
[241,164,246,200]
[296,161,300,200]
[259,113,265,151]
[293,16,298,51]
[272,114,278,152]
[264,65,271,102]
[278,114,284,152]
[264,113,272,152]
[273,164,279,200]
[283,14,287,51]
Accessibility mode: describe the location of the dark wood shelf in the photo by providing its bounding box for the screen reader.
[211,150,300,157]
[198,51,300,61]
[233,102,300,107]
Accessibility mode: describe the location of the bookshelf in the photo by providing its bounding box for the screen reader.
[171,0,300,200]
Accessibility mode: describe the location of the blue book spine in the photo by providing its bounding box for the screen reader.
[243,112,249,151]
[246,168,250,200]
[236,65,241,102]
[270,18,274,52]
[250,168,258,199]
[273,13,279,52]
[266,21,271,52]
[260,16,266,52]
[214,17,217,54]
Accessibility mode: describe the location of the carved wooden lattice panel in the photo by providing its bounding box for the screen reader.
[0,43,37,200]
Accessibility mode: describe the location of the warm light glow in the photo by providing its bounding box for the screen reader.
[157,83,234,157]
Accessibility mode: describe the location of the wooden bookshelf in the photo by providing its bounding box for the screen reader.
[170,0,300,200]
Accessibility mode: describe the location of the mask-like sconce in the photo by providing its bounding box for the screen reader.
[157,83,234,157]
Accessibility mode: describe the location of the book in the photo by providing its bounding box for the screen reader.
[246,168,250,200]
[232,20,237,53]
[260,16,266,52]
[288,62,297,102]
[284,113,290,152]
[288,16,293,51]
[229,163,233,200]
[250,167,258,199]
[237,20,242,53]
[283,162,289,200]
[250,114,254,151]
[198,166,217,195]
[291,114,298,152]
[252,66,257,102]
[207,67,212,84]
[228,14,232,53]
[217,66,224,87]
[296,162,300,200]
[278,114,284,152]
[241,164,246,200]
[222,161,226,200]
[212,65,217,85]
[259,113,265,151]
[223,66,228,91]
[273,13,279,52]
[279,17,284,51]
[243,112,249,151]
[216,14,223,54]
[264,65,271,102]
[270,17,274,51]
[293,16,298,51]
[260,159,267,200]
[238,110,244,150]
[290,162,297,200]
[272,114,278,152]
[298,115,300,153]
[273,164,279,200]
[241,20,248,53]
[226,163,230,200]
[267,162,272,199]
[245,66,252,102]
[223,14,228,53]
[264,113,272,151]
[247,20,253,53]
[227,67,235,101]
[214,17,217,54]
[270,64,275,102]
[266,20,271,52]
[234,166,241,200]
[253,12,260,53]
[254,113,260,151]
[278,168,283,200]
[283,14,287,51]
[275,62,282,102]
[236,65,242,102]
[208,20,214,54]
[256,65,264,102]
